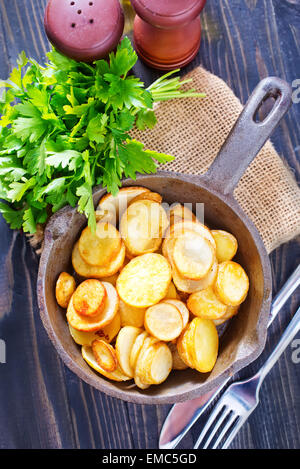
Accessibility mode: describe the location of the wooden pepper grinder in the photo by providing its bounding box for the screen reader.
[44,0,124,62]
[130,0,207,70]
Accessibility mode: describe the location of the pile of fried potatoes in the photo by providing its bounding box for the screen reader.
[55,186,249,390]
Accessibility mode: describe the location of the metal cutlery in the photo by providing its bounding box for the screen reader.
[194,304,300,449]
[159,264,300,449]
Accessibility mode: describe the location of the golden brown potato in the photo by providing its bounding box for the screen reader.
[116,253,172,308]
[92,339,118,372]
[65,184,250,391]
[187,287,227,320]
[177,318,219,373]
[119,299,146,328]
[192,318,219,372]
[120,199,169,256]
[140,342,172,385]
[69,313,121,346]
[134,335,159,388]
[134,375,151,390]
[166,220,216,249]
[169,203,196,226]
[73,279,106,317]
[96,187,151,224]
[134,336,171,387]
[144,302,183,342]
[67,282,119,332]
[129,331,149,371]
[168,342,189,370]
[176,319,197,368]
[98,273,119,287]
[55,272,76,308]
[214,261,249,306]
[213,305,239,325]
[211,230,238,263]
[164,299,189,329]
[82,345,130,382]
[172,259,218,294]
[173,230,215,280]
[79,222,121,267]
[164,281,178,300]
[72,241,125,278]
[129,191,162,206]
[115,326,142,378]
[163,235,218,293]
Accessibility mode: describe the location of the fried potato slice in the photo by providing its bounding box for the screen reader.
[141,342,172,385]
[119,299,146,328]
[192,318,219,372]
[73,279,106,317]
[96,186,150,224]
[173,230,215,280]
[164,236,217,293]
[164,281,178,300]
[214,261,249,306]
[213,305,239,325]
[177,319,197,368]
[187,287,227,320]
[134,336,162,387]
[134,375,151,390]
[115,326,142,378]
[168,342,188,370]
[178,318,218,373]
[98,273,119,287]
[166,220,216,249]
[82,345,130,382]
[169,204,196,226]
[129,191,162,206]
[164,299,189,329]
[55,272,76,308]
[172,259,218,293]
[72,241,125,278]
[69,313,121,346]
[129,331,149,371]
[145,302,183,341]
[116,253,172,308]
[120,200,169,256]
[67,282,119,332]
[92,339,118,372]
[211,230,238,263]
[79,222,121,267]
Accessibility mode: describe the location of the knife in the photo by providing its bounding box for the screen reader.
[159,264,300,449]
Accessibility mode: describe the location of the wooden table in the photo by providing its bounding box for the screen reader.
[0,0,299,449]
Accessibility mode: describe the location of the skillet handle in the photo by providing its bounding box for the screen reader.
[205,77,292,195]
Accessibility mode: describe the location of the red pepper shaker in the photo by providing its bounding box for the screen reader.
[44,0,124,62]
[130,0,206,70]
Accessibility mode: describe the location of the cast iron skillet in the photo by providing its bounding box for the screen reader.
[37,77,292,404]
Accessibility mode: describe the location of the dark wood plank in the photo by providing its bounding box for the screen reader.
[0,0,299,449]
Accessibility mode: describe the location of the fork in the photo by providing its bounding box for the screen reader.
[194,305,300,449]
[159,265,300,449]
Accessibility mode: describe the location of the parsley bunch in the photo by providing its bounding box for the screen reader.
[0,38,204,233]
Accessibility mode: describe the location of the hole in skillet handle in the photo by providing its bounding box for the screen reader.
[253,89,282,124]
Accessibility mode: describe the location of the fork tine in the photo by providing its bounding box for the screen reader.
[222,416,247,449]
[194,402,228,449]
[202,407,233,449]
[211,412,240,449]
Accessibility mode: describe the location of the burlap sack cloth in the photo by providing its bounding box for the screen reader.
[131,66,300,253]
